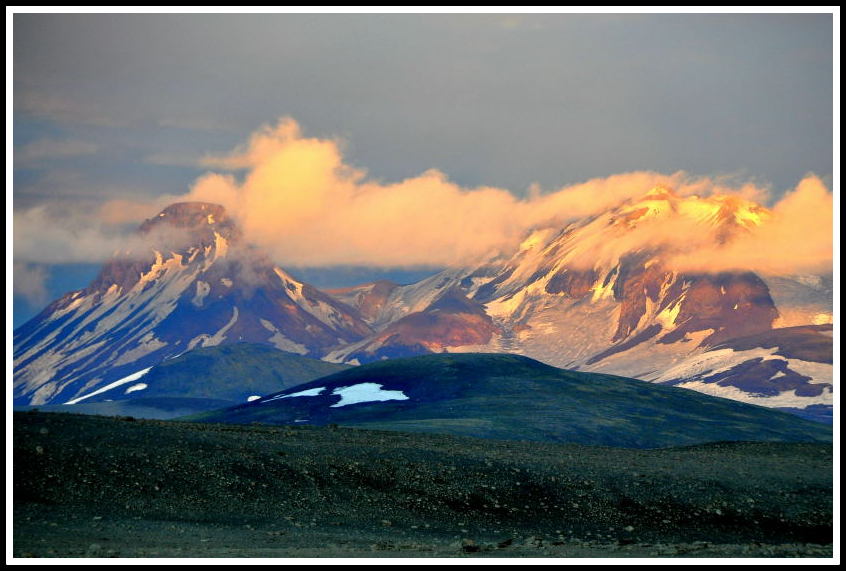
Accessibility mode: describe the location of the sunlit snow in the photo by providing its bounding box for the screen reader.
[124,383,147,394]
[262,386,326,403]
[329,383,409,408]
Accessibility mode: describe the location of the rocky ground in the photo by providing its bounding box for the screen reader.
[13,411,834,559]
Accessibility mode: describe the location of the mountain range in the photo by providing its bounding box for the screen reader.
[326,188,833,415]
[13,189,833,421]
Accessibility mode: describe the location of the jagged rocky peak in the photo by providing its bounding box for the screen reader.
[139,201,240,243]
[142,201,228,228]
[83,202,239,298]
[327,280,400,323]
[642,184,677,200]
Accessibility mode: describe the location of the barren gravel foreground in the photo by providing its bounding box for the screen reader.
[13,412,833,559]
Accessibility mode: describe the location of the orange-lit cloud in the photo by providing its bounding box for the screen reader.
[13,117,833,279]
[177,117,831,274]
[668,175,834,275]
[14,205,129,264]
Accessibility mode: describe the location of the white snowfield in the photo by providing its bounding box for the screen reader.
[654,346,832,387]
[673,381,832,408]
[329,383,410,408]
[259,383,409,408]
[65,367,152,404]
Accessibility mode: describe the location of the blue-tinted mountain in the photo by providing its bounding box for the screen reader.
[17,343,350,419]
[14,202,370,406]
[188,353,831,448]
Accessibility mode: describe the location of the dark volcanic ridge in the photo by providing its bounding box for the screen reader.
[187,353,831,449]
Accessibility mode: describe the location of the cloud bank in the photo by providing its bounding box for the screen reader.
[12,263,50,306]
[668,176,834,275]
[179,118,833,274]
[13,118,834,280]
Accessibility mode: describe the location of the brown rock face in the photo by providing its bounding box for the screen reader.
[88,202,240,298]
[327,280,400,323]
[379,311,499,350]
[557,245,780,349]
[381,288,499,348]
[545,268,598,299]
[611,256,667,342]
[344,288,501,362]
[659,272,779,346]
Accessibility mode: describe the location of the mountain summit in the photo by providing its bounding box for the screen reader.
[331,189,782,359]
[327,189,832,414]
[14,202,371,405]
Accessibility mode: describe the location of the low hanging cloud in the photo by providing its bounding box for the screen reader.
[13,205,134,264]
[176,117,833,274]
[13,202,194,265]
[13,117,833,279]
[668,176,834,275]
[12,263,50,306]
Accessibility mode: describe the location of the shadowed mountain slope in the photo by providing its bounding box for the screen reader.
[188,353,831,448]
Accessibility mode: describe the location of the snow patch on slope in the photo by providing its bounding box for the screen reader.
[329,383,409,408]
[192,281,211,307]
[259,319,308,355]
[188,306,240,350]
[112,332,168,367]
[65,367,152,404]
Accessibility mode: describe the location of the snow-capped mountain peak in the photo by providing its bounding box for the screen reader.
[614,187,769,231]
[14,202,371,405]
[326,187,830,416]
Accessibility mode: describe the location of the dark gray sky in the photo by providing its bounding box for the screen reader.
[11,12,836,326]
[14,13,833,205]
